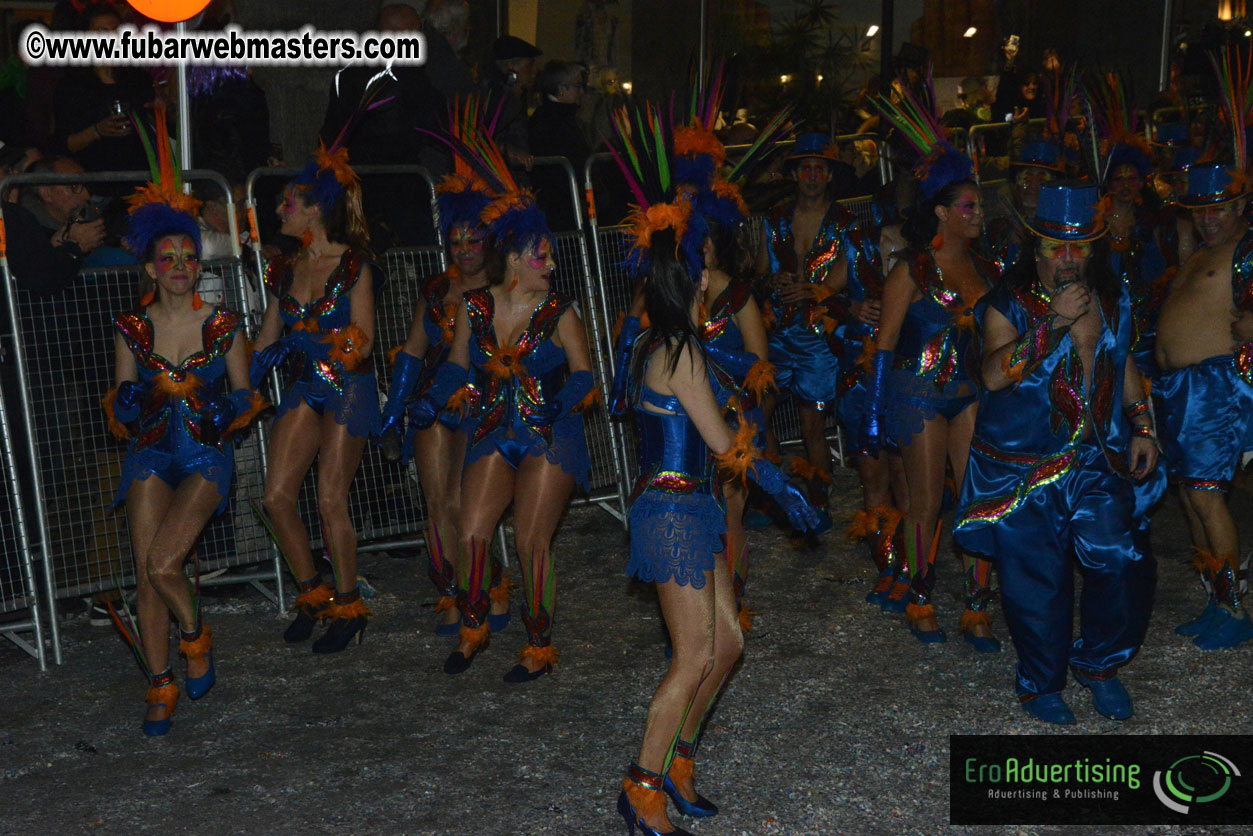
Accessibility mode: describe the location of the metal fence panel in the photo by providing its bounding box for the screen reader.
[0,379,47,668]
[3,258,276,603]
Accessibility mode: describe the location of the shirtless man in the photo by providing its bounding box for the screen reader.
[757,133,853,532]
[1155,162,1253,650]
[955,182,1161,723]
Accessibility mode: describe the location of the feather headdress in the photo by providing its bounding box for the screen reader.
[421,93,551,254]
[871,68,972,202]
[1086,69,1153,181]
[123,100,202,256]
[432,95,494,238]
[293,68,395,214]
[604,98,706,279]
[1208,46,1253,195]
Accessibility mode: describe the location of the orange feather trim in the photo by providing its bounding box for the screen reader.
[145,681,179,712]
[711,178,748,216]
[434,595,457,614]
[622,779,668,822]
[856,337,877,372]
[1207,551,1233,575]
[153,371,203,400]
[959,609,991,633]
[178,624,213,661]
[846,508,880,542]
[386,345,402,367]
[290,583,334,615]
[743,360,776,398]
[1001,353,1027,384]
[326,324,371,370]
[292,318,320,333]
[485,346,522,380]
[875,505,905,537]
[226,390,269,435]
[459,623,490,653]
[738,604,756,633]
[574,386,602,413]
[791,455,816,481]
[1225,166,1249,197]
[763,449,782,466]
[314,141,358,187]
[326,596,373,621]
[481,190,538,228]
[100,388,132,440]
[516,643,560,667]
[435,172,490,197]
[673,124,727,167]
[952,308,975,330]
[489,575,515,605]
[125,182,202,217]
[712,417,762,488]
[668,752,696,782]
[626,200,690,251]
[905,602,936,627]
[446,384,479,420]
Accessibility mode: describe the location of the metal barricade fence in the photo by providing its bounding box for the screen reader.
[966,118,1046,186]
[0,381,47,668]
[0,169,281,665]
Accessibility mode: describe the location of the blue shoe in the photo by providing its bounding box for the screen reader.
[184,650,215,700]
[910,626,947,643]
[880,576,910,614]
[1193,608,1253,650]
[811,510,834,535]
[908,604,946,643]
[179,624,215,700]
[1020,693,1076,725]
[1175,600,1220,636]
[143,670,178,737]
[617,789,694,836]
[963,632,1002,653]
[663,774,718,818]
[488,608,511,632]
[1073,671,1132,719]
[865,567,896,605]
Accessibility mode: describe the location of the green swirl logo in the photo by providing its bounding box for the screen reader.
[1152,752,1241,814]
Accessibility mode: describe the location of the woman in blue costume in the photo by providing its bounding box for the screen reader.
[422,117,595,682]
[867,89,1003,648]
[251,144,379,653]
[616,216,818,836]
[104,138,265,734]
[379,165,511,636]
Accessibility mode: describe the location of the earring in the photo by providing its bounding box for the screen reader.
[507,270,519,291]
[931,233,944,250]
[191,292,204,311]
[140,290,155,306]
[301,228,313,249]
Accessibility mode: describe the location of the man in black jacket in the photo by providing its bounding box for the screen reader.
[528,61,590,232]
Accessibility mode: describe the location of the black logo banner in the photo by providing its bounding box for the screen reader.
[950,735,1253,825]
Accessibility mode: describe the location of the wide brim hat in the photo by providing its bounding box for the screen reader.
[1022,181,1107,243]
[784,132,838,169]
[1177,163,1251,207]
[492,35,542,61]
[1010,140,1065,173]
[1104,143,1151,180]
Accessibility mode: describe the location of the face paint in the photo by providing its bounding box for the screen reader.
[153,235,200,275]
[450,226,486,251]
[526,240,554,271]
[1039,240,1093,260]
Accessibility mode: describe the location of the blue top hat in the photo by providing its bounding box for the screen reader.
[1023,182,1106,242]
[1153,122,1189,147]
[1012,140,1064,172]
[1168,146,1200,172]
[1105,143,1151,180]
[1178,163,1250,207]
[785,133,837,167]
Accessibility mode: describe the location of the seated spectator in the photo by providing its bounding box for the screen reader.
[10,156,105,289]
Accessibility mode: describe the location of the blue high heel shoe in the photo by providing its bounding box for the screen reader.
[865,567,896,605]
[143,669,179,737]
[880,573,910,614]
[618,763,694,836]
[179,622,215,700]
[661,742,717,818]
[907,603,947,643]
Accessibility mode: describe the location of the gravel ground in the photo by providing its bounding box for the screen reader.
[1,467,1250,836]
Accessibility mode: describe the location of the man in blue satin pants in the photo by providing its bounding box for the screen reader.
[955,183,1163,725]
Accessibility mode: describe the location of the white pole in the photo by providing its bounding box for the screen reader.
[176,21,192,181]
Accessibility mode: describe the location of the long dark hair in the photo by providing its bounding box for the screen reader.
[901,179,977,252]
[296,181,374,261]
[630,227,706,380]
[1002,235,1122,306]
[706,218,754,284]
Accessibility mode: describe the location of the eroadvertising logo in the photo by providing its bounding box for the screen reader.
[950,736,1253,825]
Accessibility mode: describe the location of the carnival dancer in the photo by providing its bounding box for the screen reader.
[867,89,1002,649]
[756,132,855,532]
[982,140,1065,268]
[955,182,1163,723]
[1156,163,1253,650]
[420,111,596,681]
[103,103,266,734]
[378,100,511,637]
[611,169,819,832]
[252,83,386,653]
